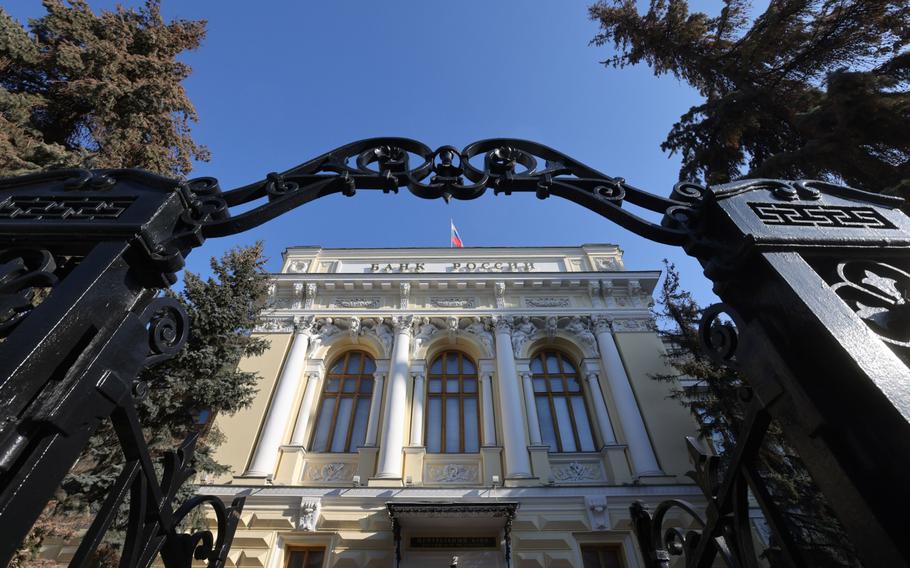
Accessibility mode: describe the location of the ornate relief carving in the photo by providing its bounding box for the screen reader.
[552,461,602,482]
[493,315,512,334]
[361,317,394,355]
[611,318,654,332]
[297,499,320,531]
[400,282,411,309]
[595,257,621,271]
[430,297,476,309]
[524,297,570,308]
[463,317,494,355]
[592,314,612,334]
[292,282,304,309]
[392,315,415,336]
[426,463,479,483]
[303,462,351,482]
[254,317,295,333]
[564,316,597,352]
[511,315,537,354]
[287,260,309,273]
[413,317,439,355]
[494,281,506,309]
[304,282,317,309]
[333,297,380,309]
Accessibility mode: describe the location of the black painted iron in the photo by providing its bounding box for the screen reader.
[0,138,908,567]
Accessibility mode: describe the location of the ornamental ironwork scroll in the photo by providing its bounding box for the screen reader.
[0,138,909,567]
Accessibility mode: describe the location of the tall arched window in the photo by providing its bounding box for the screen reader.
[426,351,480,453]
[310,351,375,453]
[531,350,596,453]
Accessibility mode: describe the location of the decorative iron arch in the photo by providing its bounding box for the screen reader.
[0,138,909,568]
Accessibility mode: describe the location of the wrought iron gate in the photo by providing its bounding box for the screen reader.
[1,138,908,567]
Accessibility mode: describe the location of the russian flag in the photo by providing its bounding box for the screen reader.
[450,220,463,248]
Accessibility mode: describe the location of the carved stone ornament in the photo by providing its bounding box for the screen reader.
[412,317,440,356]
[430,297,476,309]
[463,317,494,356]
[552,461,602,482]
[611,318,654,332]
[494,281,506,309]
[334,297,380,309]
[297,499,320,531]
[426,463,479,483]
[595,257,621,271]
[592,314,612,334]
[400,282,411,310]
[361,317,394,355]
[564,316,598,352]
[511,315,537,354]
[254,317,295,333]
[524,297,570,308]
[304,282,317,309]
[303,462,351,482]
[287,260,309,273]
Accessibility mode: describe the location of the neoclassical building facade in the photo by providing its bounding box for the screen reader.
[201,244,703,568]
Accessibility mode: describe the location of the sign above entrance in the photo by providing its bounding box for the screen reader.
[410,537,497,549]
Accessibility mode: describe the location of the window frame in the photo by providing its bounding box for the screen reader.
[579,543,625,568]
[284,546,326,568]
[309,350,374,453]
[425,350,481,453]
[530,349,597,453]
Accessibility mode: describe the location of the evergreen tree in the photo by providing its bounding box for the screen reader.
[589,0,910,198]
[653,261,859,566]
[0,0,208,177]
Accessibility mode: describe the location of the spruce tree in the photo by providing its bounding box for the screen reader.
[0,0,208,177]
[589,0,910,198]
[0,2,267,563]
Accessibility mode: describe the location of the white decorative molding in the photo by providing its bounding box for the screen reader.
[524,297,570,308]
[595,257,621,271]
[463,317,494,356]
[425,463,480,483]
[287,260,309,273]
[511,315,537,354]
[585,496,611,530]
[400,282,411,310]
[297,499,321,531]
[412,317,439,356]
[611,318,654,333]
[429,297,476,309]
[565,316,598,353]
[304,282,317,309]
[333,297,381,309]
[254,317,295,333]
[552,461,603,482]
[293,282,305,309]
[361,317,394,356]
[494,281,506,309]
[303,462,351,482]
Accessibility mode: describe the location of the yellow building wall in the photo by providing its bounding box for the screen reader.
[211,332,292,482]
[614,331,699,478]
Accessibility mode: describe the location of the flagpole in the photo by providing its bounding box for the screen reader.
[449,218,452,248]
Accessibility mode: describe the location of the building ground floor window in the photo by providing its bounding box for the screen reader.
[285,547,326,568]
[581,544,625,568]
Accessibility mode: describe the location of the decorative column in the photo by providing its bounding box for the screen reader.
[409,373,426,446]
[246,320,311,476]
[584,372,617,445]
[593,316,662,475]
[364,370,386,446]
[376,316,413,478]
[290,371,322,445]
[493,317,533,478]
[520,372,543,445]
[480,372,496,446]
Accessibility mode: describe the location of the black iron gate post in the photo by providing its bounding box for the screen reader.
[1,138,908,567]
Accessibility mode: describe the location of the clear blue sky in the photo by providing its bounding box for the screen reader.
[7,1,734,306]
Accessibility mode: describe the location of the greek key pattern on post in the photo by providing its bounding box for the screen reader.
[0,196,134,221]
[747,202,896,229]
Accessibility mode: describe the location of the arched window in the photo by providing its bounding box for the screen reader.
[310,351,375,453]
[426,351,480,453]
[531,350,596,453]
